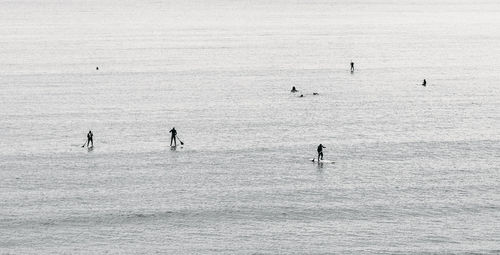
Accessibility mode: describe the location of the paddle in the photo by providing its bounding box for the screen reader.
[81,141,87,148]
[177,136,184,146]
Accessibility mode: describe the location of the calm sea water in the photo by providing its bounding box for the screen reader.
[1,0,500,253]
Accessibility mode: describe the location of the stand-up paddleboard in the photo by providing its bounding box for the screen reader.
[310,158,335,164]
[170,145,183,150]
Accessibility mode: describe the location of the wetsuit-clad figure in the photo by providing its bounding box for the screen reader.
[317,144,326,162]
[291,86,298,93]
[350,61,354,72]
[169,127,177,146]
[87,130,93,147]
[422,79,426,87]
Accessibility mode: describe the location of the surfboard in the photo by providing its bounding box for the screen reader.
[310,158,335,164]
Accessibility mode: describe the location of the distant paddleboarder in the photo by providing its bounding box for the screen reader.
[317,144,326,162]
[96,66,99,70]
[422,79,427,87]
[169,127,177,146]
[350,61,354,72]
[291,86,298,93]
[86,130,93,147]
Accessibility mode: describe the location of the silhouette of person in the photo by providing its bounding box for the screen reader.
[317,144,326,162]
[291,86,298,93]
[87,130,93,147]
[96,66,99,70]
[350,61,354,72]
[169,127,177,146]
[422,79,426,87]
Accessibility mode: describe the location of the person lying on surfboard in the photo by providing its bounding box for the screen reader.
[317,144,326,162]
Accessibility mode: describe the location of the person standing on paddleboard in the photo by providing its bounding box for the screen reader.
[87,130,93,147]
[169,127,177,146]
[317,144,326,162]
[350,61,354,72]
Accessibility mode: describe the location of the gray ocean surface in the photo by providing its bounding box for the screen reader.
[1,0,500,253]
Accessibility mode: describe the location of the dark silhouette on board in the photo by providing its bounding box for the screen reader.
[350,61,354,72]
[82,130,93,148]
[317,144,326,162]
[422,79,427,87]
[169,127,177,146]
[312,92,319,95]
[291,86,298,93]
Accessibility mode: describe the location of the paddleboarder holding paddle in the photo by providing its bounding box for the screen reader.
[317,144,326,162]
[169,127,177,146]
[83,130,93,148]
